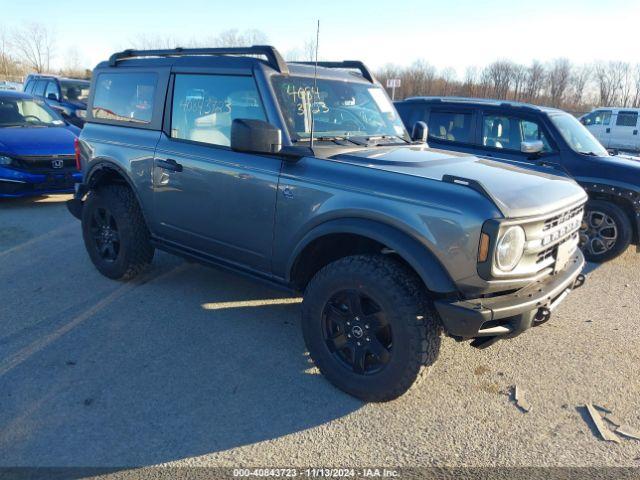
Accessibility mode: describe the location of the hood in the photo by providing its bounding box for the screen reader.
[330,145,587,218]
[0,126,77,157]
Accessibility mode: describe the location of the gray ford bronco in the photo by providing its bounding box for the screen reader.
[67,46,587,401]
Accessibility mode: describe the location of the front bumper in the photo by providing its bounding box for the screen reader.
[0,166,82,198]
[434,249,586,345]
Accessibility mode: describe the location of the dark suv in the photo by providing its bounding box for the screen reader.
[67,47,586,401]
[395,97,640,262]
[24,74,90,127]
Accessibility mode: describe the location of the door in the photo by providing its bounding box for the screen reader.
[476,112,562,168]
[609,110,639,151]
[581,109,612,147]
[153,72,281,273]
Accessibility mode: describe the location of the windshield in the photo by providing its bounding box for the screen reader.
[550,113,608,156]
[272,75,409,143]
[60,80,90,103]
[0,97,64,127]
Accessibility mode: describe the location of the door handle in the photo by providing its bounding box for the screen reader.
[157,158,183,172]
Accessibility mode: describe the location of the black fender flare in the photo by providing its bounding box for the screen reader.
[69,160,150,225]
[285,218,458,294]
[577,178,640,240]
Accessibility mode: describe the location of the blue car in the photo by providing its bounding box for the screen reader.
[0,90,81,198]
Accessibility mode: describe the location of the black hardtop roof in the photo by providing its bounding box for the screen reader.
[398,96,564,114]
[96,45,375,83]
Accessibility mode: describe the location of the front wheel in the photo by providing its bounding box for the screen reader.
[580,199,632,263]
[301,255,441,402]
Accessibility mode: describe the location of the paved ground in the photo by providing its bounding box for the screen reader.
[0,194,639,469]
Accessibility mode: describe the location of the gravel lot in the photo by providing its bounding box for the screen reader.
[0,194,639,469]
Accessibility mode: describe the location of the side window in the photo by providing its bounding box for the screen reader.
[427,110,472,143]
[170,74,266,147]
[32,80,46,97]
[92,73,157,124]
[24,80,34,94]
[584,110,611,126]
[482,115,516,150]
[44,81,60,100]
[519,119,552,152]
[616,111,638,127]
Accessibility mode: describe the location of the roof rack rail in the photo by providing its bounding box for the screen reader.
[291,61,375,83]
[108,45,289,74]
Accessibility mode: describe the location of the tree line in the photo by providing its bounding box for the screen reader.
[2,22,639,113]
[376,59,640,113]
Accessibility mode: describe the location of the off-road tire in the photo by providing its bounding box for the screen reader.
[302,254,442,402]
[581,199,632,263]
[81,184,154,280]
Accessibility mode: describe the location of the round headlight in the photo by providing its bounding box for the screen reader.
[495,226,526,272]
[0,155,12,166]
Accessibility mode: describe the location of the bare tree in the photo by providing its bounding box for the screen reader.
[633,64,640,108]
[402,60,436,97]
[439,67,456,96]
[484,60,514,99]
[524,60,546,103]
[461,66,478,97]
[131,34,180,50]
[510,64,527,101]
[569,64,591,107]
[12,22,55,73]
[207,29,268,47]
[286,37,317,62]
[547,58,571,107]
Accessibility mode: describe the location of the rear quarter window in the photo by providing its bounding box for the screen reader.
[92,72,157,124]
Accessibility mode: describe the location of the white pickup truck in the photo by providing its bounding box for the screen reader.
[580,108,640,152]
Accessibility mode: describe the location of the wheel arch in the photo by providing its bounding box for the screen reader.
[286,218,458,295]
[580,180,640,244]
[84,159,151,227]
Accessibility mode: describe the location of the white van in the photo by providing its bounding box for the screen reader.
[580,108,640,152]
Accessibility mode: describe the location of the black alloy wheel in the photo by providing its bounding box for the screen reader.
[322,289,392,375]
[90,206,120,262]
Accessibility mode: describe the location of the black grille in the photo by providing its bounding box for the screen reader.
[12,155,76,172]
[537,245,556,264]
[543,206,584,232]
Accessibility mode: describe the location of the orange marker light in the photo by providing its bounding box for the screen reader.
[478,233,490,263]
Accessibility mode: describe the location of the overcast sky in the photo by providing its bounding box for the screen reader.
[3,0,638,74]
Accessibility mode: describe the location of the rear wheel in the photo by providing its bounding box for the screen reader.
[580,199,632,263]
[81,184,154,280]
[302,255,441,402]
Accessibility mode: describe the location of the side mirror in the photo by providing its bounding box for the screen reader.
[47,93,59,101]
[411,121,428,143]
[231,119,282,155]
[521,140,544,155]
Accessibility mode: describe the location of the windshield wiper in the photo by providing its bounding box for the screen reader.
[348,135,410,147]
[293,136,364,146]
